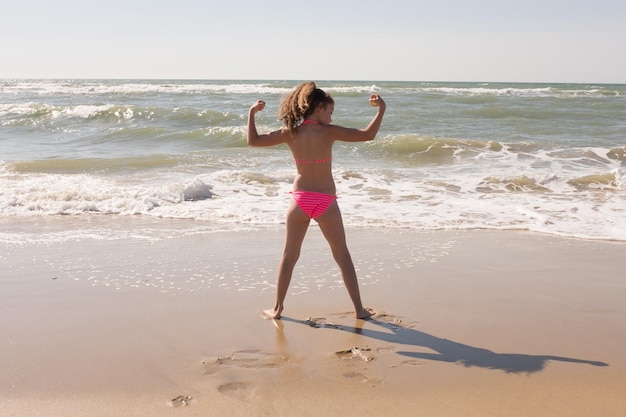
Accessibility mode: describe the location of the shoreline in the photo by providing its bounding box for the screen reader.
[2,226,625,416]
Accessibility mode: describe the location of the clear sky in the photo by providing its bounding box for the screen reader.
[2,0,625,83]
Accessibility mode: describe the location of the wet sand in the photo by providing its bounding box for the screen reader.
[2,226,625,416]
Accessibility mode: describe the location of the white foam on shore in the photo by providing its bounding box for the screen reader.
[1,158,625,243]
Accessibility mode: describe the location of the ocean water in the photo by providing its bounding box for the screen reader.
[1,79,625,243]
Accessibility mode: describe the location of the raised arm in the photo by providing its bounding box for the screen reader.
[247,100,288,147]
[329,94,386,143]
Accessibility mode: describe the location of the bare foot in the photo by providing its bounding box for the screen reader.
[356,308,374,320]
[262,307,282,320]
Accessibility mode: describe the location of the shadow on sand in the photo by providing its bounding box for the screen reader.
[282,316,608,374]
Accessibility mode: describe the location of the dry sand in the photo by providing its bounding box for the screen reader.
[2,224,625,416]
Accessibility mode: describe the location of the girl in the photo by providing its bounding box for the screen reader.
[247,82,386,319]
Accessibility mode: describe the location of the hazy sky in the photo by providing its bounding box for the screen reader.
[2,0,625,83]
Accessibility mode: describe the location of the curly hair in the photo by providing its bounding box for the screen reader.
[279,82,334,133]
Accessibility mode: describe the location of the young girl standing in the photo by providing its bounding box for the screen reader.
[247,82,386,319]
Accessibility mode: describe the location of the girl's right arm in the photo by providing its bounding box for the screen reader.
[247,100,288,147]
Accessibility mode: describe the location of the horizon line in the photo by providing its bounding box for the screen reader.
[2,77,625,86]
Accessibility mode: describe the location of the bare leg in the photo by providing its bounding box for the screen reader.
[316,202,372,319]
[263,199,310,319]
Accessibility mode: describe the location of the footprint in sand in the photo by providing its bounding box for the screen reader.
[342,371,371,383]
[169,395,192,407]
[342,371,368,382]
[394,359,423,367]
[218,381,254,401]
[202,349,287,375]
[367,311,419,330]
[305,317,339,329]
[336,346,374,362]
[327,310,419,333]
[340,370,383,387]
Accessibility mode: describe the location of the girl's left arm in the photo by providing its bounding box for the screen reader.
[329,95,386,143]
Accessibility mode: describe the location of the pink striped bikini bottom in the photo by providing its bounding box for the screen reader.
[290,191,337,219]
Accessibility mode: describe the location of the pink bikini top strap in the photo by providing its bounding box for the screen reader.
[294,156,332,165]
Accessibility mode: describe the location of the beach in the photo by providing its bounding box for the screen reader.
[2,79,625,415]
[2,221,625,417]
